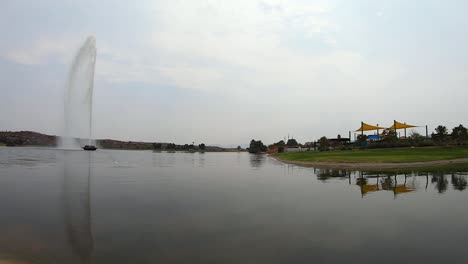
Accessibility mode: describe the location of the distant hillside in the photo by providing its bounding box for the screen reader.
[0,131,160,149]
[0,131,243,151]
[0,131,57,147]
[98,139,154,150]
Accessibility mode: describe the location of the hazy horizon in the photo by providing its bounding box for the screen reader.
[1,0,468,145]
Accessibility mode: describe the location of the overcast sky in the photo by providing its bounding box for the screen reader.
[1,0,468,145]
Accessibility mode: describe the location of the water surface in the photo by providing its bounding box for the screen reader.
[1,147,467,263]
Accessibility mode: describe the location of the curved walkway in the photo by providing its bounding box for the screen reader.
[272,156,468,169]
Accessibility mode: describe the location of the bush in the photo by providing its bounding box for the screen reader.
[408,131,426,145]
[416,139,435,147]
[5,139,24,147]
[367,141,411,149]
[367,142,394,149]
[355,134,368,149]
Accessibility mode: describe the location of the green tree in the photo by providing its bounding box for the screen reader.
[248,139,267,153]
[287,138,299,146]
[356,134,368,143]
[451,124,467,144]
[166,143,176,150]
[199,143,206,151]
[318,136,330,151]
[268,140,286,152]
[381,130,397,143]
[433,125,448,142]
[274,140,286,146]
[153,143,162,150]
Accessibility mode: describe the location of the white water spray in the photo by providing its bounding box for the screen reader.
[59,36,96,149]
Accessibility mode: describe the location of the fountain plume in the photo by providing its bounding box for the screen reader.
[59,36,96,149]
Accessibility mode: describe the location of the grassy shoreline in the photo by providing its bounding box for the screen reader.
[273,146,468,170]
[275,146,468,163]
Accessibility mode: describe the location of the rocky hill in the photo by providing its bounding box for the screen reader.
[0,131,241,151]
[0,131,57,146]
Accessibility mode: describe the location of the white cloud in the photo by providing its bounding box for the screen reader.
[1,0,402,103]
[92,0,367,96]
[2,0,362,99]
[3,35,83,65]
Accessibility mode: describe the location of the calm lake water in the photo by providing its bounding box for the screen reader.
[1,147,468,264]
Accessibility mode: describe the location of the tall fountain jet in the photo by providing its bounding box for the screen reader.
[60,36,97,150]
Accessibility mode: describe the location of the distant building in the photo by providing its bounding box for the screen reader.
[285,146,303,152]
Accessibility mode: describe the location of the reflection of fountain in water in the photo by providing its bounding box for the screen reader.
[59,36,97,149]
[63,151,94,263]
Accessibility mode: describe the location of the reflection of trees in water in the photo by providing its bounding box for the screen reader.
[249,154,266,168]
[356,177,368,185]
[380,176,395,191]
[356,176,370,197]
[431,173,448,193]
[315,169,349,182]
[351,172,468,196]
[63,151,94,264]
[451,174,467,191]
[198,152,205,168]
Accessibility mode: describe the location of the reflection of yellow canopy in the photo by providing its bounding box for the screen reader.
[361,184,379,195]
[388,120,418,130]
[395,185,414,194]
[355,122,386,132]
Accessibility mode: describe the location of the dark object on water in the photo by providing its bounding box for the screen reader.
[82,145,97,151]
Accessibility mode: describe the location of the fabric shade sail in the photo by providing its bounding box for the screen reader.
[355,122,386,132]
[387,120,419,130]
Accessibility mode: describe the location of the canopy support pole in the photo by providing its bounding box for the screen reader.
[404,122,407,138]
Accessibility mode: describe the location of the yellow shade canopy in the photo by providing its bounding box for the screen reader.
[387,120,418,130]
[355,122,386,132]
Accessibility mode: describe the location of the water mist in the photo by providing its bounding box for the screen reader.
[59,36,96,149]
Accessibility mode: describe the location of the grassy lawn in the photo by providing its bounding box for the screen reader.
[275,146,468,163]
[0,143,5,147]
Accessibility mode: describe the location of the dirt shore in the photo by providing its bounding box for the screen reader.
[272,156,468,169]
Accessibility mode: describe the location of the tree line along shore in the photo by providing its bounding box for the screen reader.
[0,131,243,152]
[247,124,468,167]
